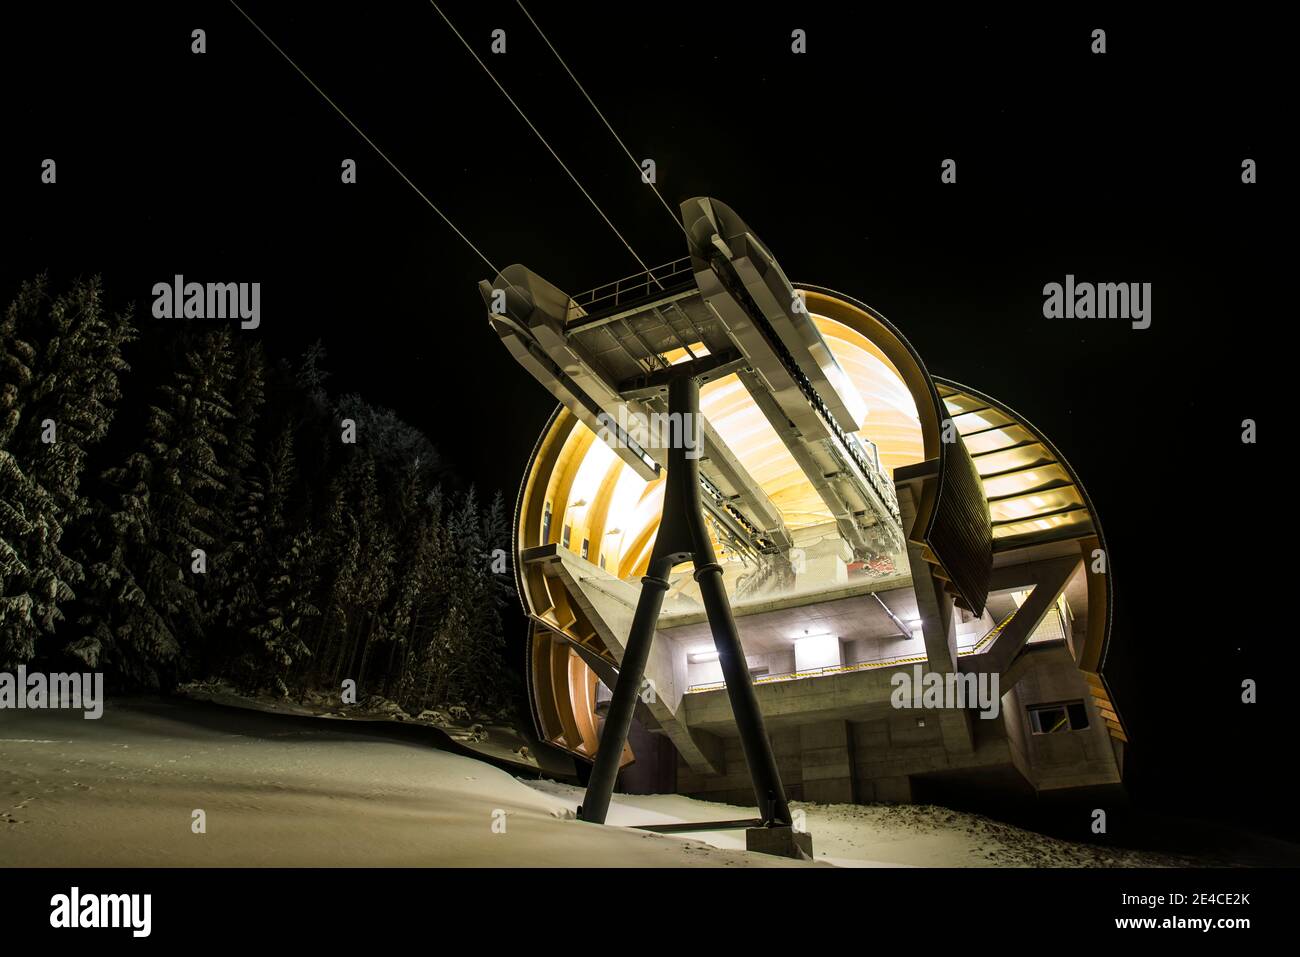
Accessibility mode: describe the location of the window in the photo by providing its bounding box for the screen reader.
[1028,701,1090,734]
[1067,701,1090,729]
[542,502,552,543]
[562,524,571,548]
[581,538,590,560]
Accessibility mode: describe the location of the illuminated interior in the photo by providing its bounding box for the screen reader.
[515,289,1114,763]
[526,309,926,609]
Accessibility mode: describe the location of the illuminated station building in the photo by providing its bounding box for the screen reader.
[483,199,1127,809]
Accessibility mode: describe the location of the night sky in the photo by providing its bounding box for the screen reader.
[2,5,1282,838]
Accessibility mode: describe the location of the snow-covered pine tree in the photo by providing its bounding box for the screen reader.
[0,275,133,666]
[216,429,273,679]
[223,426,320,696]
[482,489,512,602]
[206,340,267,658]
[246,524,320,697]
[377,459,437,701]
[0,277,65,664]
[419,603,471,709]
[425,487,506,710]
[295,339,330,410]
[219,341,266,511]
[407,486,466,713]
[16,276,135,521]
[0,450,76,665]
[0,277,41,450]
[477,488,515,714]
[308,458,359,686]
[80,328,236,684]
[334,393,441,483]
[392,484,449,708]
[286,340,338,489]
[311,452,395,690]
[342,453,396,690]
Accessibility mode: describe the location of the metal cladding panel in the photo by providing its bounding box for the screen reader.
[927,435,993,616]
[933,376,1113,675]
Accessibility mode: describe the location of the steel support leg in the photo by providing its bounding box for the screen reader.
[694,559,791,825]
[577,371,792,827]
[577,556,672,825]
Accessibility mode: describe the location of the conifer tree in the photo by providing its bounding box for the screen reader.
[378,461,438,699]
[0,450,74,665]
[80,328,236,683]
[334,393,440,482]
[2,275,522,707]
[224,427,319,695]
[393,485,449,707]
[0,275,133,666]
[345,455,396,689]
[206,340,267,658]
[16,276,135,520]
[312,452,395,690]
[246,524,320,697]
[217,341,266,519]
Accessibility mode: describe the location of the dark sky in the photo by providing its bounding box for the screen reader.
[2,5,1283,837]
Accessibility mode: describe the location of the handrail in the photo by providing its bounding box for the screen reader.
[685,607,1021,693]
[571,258,900,529]
[956,607,1018,656]
[572,257,694,312]
[686,652,928,694]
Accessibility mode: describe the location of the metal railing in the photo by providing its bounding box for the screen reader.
[685,607,1022,693]
[686,651,929,694]
[572,257,694,314]
[570,255,900,530]
[956,607,1017,656]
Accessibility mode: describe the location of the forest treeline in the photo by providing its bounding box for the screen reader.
[0,274,516,715]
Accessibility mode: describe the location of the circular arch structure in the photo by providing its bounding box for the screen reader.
[930,377,1115,676]
[511,285,1125,768]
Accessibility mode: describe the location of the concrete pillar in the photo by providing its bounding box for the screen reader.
[906,540,958,674]
[914,575,975,755]
[899,484,971,756]
[796,534,852,588]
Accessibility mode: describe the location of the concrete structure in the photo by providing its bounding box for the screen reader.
[482,198,1126,813]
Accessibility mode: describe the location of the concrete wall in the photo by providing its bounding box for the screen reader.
[955,607,995,651]
[1001,682,1034,784]
[677,727,806,809]
[1010,647,1121,790]
[675,692,1027,808]
[685,649,795,689]
[799,721,855,804]
[620,718,678,795]
[794,633,843,672]
[671,643,1116,807]
[843,632,925,666]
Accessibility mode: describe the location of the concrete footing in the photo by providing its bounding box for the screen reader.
[746,824,813,860]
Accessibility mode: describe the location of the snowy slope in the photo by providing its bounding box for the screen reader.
[0,698,805,867]
[2,698,1188,867]
[518,780,1192,868]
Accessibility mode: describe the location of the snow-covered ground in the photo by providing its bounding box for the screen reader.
[521,780,1192,868]
[1,697,1189,867]
[0,697,800,867]
[174,679,573,778]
